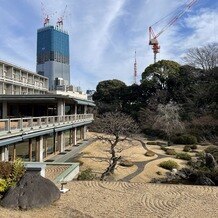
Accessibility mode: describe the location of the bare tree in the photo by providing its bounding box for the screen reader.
[93,112,138,180]
[183,43,218,71]
[153,102,184,143]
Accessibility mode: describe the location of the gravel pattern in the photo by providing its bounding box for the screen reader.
[0,181,218,218]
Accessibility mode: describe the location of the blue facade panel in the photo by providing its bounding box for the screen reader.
[37,26,69,57]
[36,26,70,89]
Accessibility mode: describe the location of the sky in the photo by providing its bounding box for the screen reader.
[0,0,217,91]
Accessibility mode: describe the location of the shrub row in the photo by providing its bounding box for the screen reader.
[0,159,25,193]
[77,168,96,181]
[172,134,197,145]
[159,160,179,170]
[176,152,192,161]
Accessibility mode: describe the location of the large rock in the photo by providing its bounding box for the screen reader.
[195,176,215,186]
[205,153,217,169]
[1,171,60,210]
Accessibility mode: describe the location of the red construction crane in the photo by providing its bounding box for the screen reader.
[149,0,198,63]
[56,5,68,29]
[41,2,57,27]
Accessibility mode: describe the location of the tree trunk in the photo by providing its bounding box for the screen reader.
[101,138,120,181]
[100,156,121,181]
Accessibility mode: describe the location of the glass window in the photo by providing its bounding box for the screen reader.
[16,140,29,161]
[46,133,55,155]
[8,144,15,161]
[76,128,81,141]
[31,138,37,162]
[64,130,71,147]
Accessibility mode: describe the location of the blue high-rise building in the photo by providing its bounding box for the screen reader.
[36,25,70,90]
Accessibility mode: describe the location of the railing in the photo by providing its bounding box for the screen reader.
[0,76,48,91]
[0,114,94,135]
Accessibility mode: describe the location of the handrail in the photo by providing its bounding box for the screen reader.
[0,114,94,134]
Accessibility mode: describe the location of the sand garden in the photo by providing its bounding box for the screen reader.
[1,133,217,218]
[75,132,209,183]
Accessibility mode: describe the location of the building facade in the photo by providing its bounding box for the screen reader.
[0,94,95,162]
[0,61,95,163]
[0,60,48,95]
[36,26,70,90]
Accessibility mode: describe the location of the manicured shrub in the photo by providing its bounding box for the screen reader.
[159,160,179,170]
[183,145,192,152]
[190,144,198,150]
[0,162,12,179]
[200,142,211,146]
[176,152,192,161]
[12,158,25,182]
[165,149,176,155]
[145,150,155,157]
[0,159,25,193]
[161,146,168,151]
[157,141,168,146]
[0,179,8,193]
[119,159,134,167]
[172,134,197,145]
[77,168,96,181]
[195,151,205,158]
[147,141,158,145]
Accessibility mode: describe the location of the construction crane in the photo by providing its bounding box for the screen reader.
[41,2,57,27]
[56,5,68,29]
[149,0,198,63]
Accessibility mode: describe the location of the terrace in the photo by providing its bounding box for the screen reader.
[0,114,93,138]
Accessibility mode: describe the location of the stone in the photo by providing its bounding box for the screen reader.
[205,153,217,169]
[171,168,178,174]
[1,171,60,210]
[145,150,155,157]
[195,176,215,186]
[119,159,134,167]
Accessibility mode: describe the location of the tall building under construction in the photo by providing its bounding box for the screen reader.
[36,25,70,90]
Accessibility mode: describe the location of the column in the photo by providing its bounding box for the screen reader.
[75,104,77,115]
[36,136,44,162]
[84,105,87,114]
[2,102,7,118]
[39,136,44,162]
[0,147,4,161]
[83,126,87,140]
[57,132,64,152]
[81,126,86,140]
[2,146,9,161]
[57,99,65,116]
[29,139,32,162]
[72,128,77,146]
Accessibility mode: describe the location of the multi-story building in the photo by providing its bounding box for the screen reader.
[0,60,48,95]
[0,19,95,177]
[36,25,70,90]
[0,59,95,164]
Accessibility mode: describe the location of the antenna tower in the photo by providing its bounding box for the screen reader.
[134,51,137,84]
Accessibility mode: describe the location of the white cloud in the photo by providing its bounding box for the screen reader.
[0,0,217,91]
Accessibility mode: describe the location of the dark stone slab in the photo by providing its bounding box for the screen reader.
[44,159,55,162]
[1,171,60,210]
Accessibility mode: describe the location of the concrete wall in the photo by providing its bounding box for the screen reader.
[37,61,70,90]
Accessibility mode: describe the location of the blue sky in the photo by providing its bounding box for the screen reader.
[0,0,217,91]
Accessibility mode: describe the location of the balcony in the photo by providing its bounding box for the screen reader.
[0,114,94,138]
[0,75,48,91]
